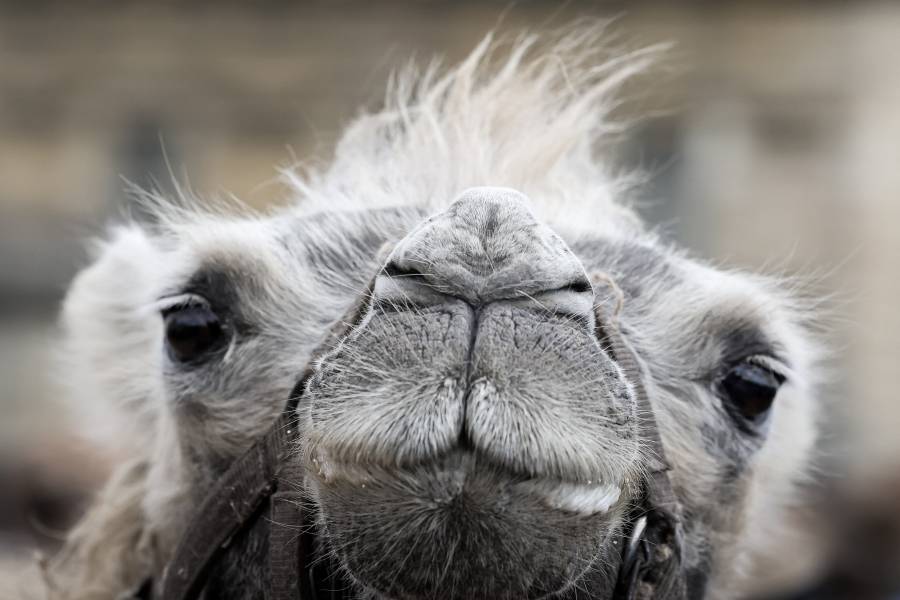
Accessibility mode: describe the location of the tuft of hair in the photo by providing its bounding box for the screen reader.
[59,225,168,455]
[282,23,666,238]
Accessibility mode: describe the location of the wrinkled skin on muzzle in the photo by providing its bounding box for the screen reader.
[300,188,641,599]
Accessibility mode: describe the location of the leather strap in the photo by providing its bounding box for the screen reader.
[595,303,687,600]
[269,458,307,600]
[158,409,298,600]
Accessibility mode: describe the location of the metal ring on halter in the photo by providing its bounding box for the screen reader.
[623,515,648,572]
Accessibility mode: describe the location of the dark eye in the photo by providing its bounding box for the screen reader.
[163,303,224,363]
[720,360,786,427]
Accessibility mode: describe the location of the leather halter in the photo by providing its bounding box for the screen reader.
[152,279,689,600]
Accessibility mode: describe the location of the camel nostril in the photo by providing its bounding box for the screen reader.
[382,261,428,281]
[559,279,593,295]
[522,281,596,329]
[373,261,448,311]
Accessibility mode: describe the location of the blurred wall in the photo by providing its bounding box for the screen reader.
[1,1,899,597]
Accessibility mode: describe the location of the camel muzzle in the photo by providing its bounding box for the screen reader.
[148,258,700,600]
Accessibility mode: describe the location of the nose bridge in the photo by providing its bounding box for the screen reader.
[389,187,587,304]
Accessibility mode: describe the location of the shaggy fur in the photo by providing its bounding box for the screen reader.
[33,25,820,600]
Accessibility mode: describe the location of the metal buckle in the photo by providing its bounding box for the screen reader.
[622,515,647,572]
[615,515,653,600]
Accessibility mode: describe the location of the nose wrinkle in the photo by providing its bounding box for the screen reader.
[458,302,483,450]
[388,187,588,305]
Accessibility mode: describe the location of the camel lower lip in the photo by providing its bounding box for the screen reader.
[529,480,622,515]
[307,451,623,515]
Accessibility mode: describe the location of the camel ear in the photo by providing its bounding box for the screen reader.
[61,225,168,457]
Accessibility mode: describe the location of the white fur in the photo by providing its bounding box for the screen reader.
[281,26,662,238]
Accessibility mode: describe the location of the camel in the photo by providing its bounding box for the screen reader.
[38,25,821,600]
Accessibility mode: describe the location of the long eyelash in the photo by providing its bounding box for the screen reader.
[153,293,210,314]
[744,354,792,384]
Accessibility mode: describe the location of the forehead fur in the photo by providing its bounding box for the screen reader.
[271,25,664,239]
[137,25,665,250]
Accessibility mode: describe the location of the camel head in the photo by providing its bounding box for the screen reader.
[53,27,820,600]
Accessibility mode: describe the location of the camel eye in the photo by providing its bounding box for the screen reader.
[163,303,224,363]
[720,360,785,427]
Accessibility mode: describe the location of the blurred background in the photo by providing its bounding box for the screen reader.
[1,1,898,598]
